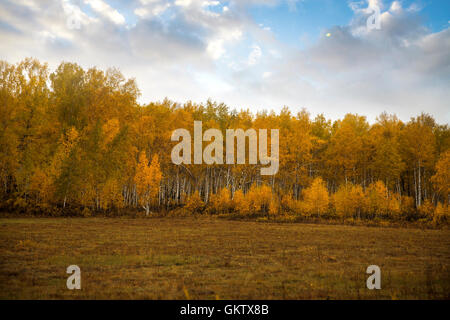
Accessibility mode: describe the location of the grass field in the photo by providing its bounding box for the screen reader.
[0,217,449,299]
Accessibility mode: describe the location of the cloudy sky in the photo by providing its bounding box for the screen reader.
[0,0,449,122]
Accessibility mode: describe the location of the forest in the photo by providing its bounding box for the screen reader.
[0,58,449,224]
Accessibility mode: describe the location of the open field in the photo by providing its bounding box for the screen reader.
[0,217,449,299]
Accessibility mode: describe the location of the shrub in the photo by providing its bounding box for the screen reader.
[334,184,365,219]
[418,199,434,220]
[232,189,250,215]
[281,192,299,214]
[400,195,415,219]
[81,207,92,217]
[365,181,389,217]
[433,202,448,225]
[208,187,232,214]
[301,177,329,217]
[184,191,205,213]
[246,184,272,214]
[269,197,280,216]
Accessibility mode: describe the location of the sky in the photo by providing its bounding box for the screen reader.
[0,0,449,123]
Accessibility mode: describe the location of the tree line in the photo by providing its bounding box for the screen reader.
[0,58,448,223]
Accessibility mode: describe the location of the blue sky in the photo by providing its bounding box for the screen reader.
[251,1,354,46]
[252,0,450,38]
[0,0,449,122]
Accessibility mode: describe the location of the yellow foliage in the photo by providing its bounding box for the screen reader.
[28,168,53,204]
[334,184,365,218]
[232,189,250,215]
[209,187,231,214]
[365,181,389,217]
[102,118,120,147]
[280,192,301,214]
[64,127,79,151]
[400,195,415,216]
[80,184,96,208]
[301,177,329,217]
[269,197,280,215]
[149,154,163,202]
[229,185,276,215]
[246,184,273,214]
[1,58,448,223]
[99,178,124,210]
[387,193,401,219]
[431,150,450,203]
[135,153,150,203]
[135,152,162,215]
[418,199,434,218]
[433,202,448,225]
[184,191,204,213]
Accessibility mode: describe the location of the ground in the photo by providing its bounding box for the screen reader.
[0,217,449,299]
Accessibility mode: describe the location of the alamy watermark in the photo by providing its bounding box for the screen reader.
[66,265,81,290]
[366,265,381,289]
[171,121,279,175]
[366,4,381,31]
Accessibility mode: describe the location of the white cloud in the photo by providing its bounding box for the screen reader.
[0,0,448,123]
[202,1,220,7]
[175,0,192,7]
[207,39,226,60]
[248,44,262,65]
[134,2,171,18]
[262,71,272,79]
[84,0,125,25]
[390,1,401,13]
[195,72,234,93]
[207,28,243,60]
[234,0,450,121]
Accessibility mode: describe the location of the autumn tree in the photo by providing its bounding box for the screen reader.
[431,150,450,205]
[99,178,124,211]
[269,197,280,215]
[365,181,389,218]
[149,154,163,205]
[232,189,250,215]
[280,192,300,214]
[184,190,204,213]
[1,58,448,225]
[326,114,369,187]
[302,177,329,217]
[135,153,162,215]
[433,202,448,225]
[246,184,273,214]
[369,113,404,191]
[334,184,365,219]
[209,187,231,214]
[401,114,436,207]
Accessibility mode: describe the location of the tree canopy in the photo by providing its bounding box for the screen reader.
[1,58,448,223]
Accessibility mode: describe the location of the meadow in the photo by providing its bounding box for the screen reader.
[0,217,449,299]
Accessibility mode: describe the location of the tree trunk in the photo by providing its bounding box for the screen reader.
[143,203,150,216]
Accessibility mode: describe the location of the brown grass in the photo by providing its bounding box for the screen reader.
[0,217,449,299]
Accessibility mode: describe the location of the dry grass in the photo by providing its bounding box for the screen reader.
[0,217,449,299]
